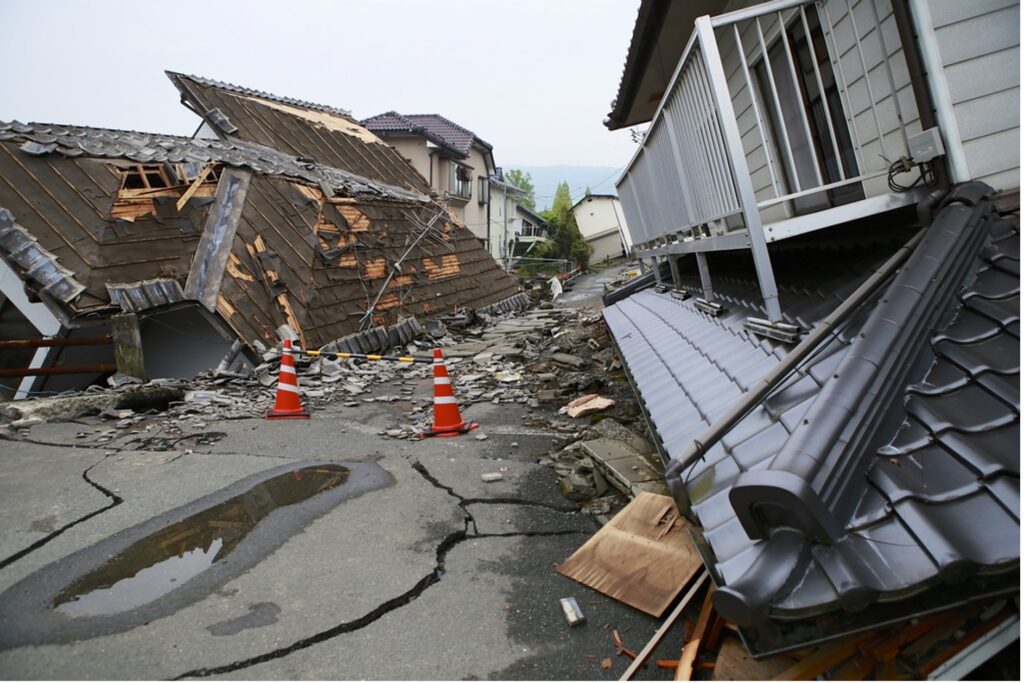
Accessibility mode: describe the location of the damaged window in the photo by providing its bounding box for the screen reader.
[111,163,221,222]
[448,162,472,200]
[120,165,174,191]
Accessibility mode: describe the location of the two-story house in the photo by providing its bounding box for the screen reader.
[361,112,498,251]
[601,0,1019,667]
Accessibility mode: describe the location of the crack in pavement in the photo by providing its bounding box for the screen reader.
[170,459,590,679]
[462,497,579,514]
[0,433,126,452]
[0,455,123,571]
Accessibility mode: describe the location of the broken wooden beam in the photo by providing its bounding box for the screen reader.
[675,587,718,681]
[619,568,709,681]
[0,336,111,349]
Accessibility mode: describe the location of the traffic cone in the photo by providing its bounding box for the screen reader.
[420,348,478,438]
[265,339,310,420]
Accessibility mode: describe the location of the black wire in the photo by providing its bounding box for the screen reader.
[888,158,937,193]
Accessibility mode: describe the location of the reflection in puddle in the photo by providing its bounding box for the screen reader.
[53,465,349,617]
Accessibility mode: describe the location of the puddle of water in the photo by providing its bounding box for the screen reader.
[52,465,349,618]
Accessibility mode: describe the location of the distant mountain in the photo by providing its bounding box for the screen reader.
[504,165,620,212]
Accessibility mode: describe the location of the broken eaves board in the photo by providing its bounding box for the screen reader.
[555,492,702,617]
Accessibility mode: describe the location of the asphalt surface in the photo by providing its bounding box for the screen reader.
[0,265,694,680]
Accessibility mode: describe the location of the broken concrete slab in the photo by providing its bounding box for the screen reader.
[581,438,668,497]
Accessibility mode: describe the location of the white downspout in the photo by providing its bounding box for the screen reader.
[907,0,971,183]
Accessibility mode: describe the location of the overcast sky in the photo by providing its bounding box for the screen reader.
[0,0,641,170]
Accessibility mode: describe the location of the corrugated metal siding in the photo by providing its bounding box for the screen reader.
[931,0,1020,190]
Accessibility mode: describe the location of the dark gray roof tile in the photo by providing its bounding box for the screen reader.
[0,121,426,204]
[605,193,1019,651]
[938,425,1019,477]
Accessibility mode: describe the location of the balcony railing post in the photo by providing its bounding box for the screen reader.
[696,252,715,300]
[695,15,783,322]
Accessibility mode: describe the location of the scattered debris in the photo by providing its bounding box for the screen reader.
[559,394,614,418]
[559,597,585,626]
[480,473,503,483]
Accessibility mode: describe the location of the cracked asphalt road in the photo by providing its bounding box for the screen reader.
[0,356,683,680]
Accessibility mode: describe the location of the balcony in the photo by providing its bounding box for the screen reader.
[616,0,927,321]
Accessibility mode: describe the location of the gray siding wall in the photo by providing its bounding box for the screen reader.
[929,0,1020,192]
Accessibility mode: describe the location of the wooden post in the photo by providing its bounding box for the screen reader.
[111,313,146,381]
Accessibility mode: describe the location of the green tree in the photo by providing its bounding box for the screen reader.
[535,181,593,270]
[505,169,536,211]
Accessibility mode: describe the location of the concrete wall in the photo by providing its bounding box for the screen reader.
[928,0,1020,191]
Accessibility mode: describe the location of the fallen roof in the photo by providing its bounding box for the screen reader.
[0,121,520,351]
[362,112,492,158]
[166,72,431,194]
[602,185,1019,653]
[0,120,425,202]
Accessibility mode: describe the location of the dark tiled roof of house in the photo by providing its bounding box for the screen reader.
[362,112,491,158]
[603,188,1019,654]
[165,72,431,193]
[167,72,354,119]
[0,121,424,202]
[0,121,519,349]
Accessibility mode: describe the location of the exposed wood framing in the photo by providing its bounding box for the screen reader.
[175,162,216,211]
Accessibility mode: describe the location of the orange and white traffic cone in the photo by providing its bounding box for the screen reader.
[265,338,310,420]
[420,348,478,438]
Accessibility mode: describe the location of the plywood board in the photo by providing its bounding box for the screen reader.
[555,492,702,617]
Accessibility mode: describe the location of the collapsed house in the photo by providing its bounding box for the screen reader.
[0,75,520,398]
[602,0,1019,664]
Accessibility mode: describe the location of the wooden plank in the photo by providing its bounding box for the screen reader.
[556,492,703,616]
[676,588,718,680]
[619,568,709,681]
[712,636,795,681]
[675,640,700,681]
[175,162,214,211]
[773,632,876,681]
[917,607,1017,677]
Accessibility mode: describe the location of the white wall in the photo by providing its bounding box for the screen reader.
[574,196,628,259]
[928,0,1020,192]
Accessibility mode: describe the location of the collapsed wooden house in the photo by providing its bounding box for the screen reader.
[0,79,520,397]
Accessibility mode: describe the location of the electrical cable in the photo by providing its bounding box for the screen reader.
[887,157,937,193]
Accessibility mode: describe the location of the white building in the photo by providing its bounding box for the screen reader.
[571,194,631,262]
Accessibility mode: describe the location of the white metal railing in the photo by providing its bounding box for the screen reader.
[617,0,919,306]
